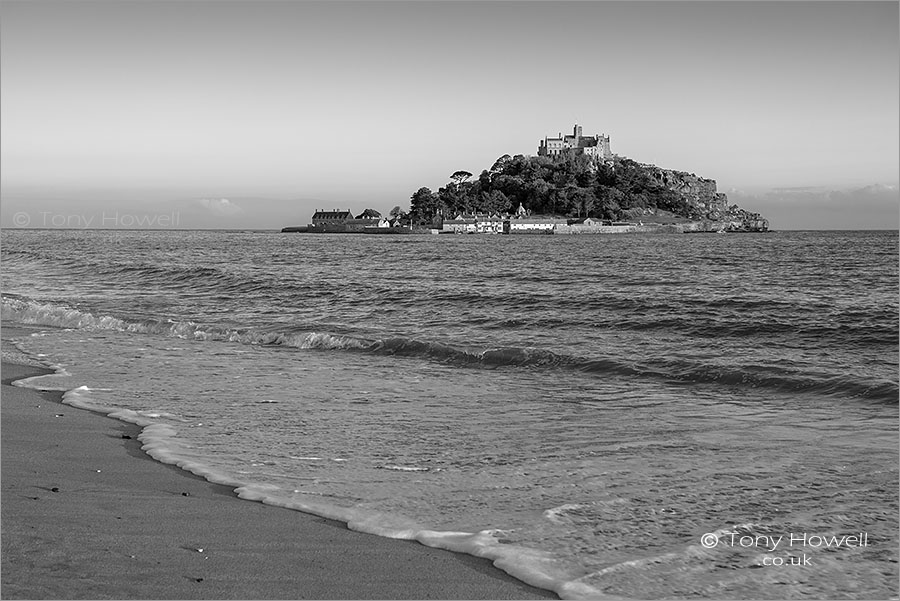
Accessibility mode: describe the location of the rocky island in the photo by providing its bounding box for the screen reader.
[283,124,768,234]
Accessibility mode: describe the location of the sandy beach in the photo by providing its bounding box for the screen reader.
[1,327,557,600]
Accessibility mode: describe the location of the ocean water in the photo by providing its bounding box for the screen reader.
[2,229,897,600]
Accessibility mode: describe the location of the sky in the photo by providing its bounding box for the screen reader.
[1,0,898,229]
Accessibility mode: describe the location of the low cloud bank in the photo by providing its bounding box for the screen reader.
[729,184,898,230]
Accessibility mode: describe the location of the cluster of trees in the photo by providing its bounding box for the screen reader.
[406,152,702,224]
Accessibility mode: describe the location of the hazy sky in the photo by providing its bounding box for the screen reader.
[1,0,898,229]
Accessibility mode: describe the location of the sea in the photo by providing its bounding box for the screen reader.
[1,228,897,600]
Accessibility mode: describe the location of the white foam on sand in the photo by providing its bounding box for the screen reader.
[9,360,611,601]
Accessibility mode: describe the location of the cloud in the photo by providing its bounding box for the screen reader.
[196,198,244,216]
[729,184,899,230]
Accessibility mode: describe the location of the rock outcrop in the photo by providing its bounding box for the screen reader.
[641,164,768,232]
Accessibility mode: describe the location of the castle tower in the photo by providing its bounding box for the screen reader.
[600,134,612,160]
[574,124,582,139]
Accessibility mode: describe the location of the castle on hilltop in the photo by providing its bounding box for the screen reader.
[538,124,613,161]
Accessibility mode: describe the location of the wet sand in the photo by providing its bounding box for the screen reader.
[1,328,557,599]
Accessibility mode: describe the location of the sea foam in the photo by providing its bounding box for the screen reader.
[7,350,604,601]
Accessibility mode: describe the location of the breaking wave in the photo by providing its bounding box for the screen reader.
[4,294,896,404]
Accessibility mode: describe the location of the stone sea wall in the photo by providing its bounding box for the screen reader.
[554,224,678,235]
[554,220,767,235]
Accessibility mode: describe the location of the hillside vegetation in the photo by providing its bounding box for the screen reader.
[408,153,704,224]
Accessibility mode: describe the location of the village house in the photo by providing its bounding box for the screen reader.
[500,202,566,233]
[346,217,391,230]
[344,209,390,229]
[309,205,576,235]
[443,213,505,234]
[505,216,569,234]
[568,217,601,226]
[354,209,383,220]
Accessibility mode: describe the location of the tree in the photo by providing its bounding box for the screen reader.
[551,184,581,216]
[440,171,475,215]
[450,170,473,186]
[490,154,512,174]
[595,185,625,220]
[493,174,525,204]
[477,169,493,194]
[595,163,616,186]
[524,179,552,214]
[479,189,510,214]
[521,159,551,184]
[570,187,595,218]
[409,187,442,224]
[389,205,403,218]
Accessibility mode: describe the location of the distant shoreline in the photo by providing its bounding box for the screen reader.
[281,221,773,235]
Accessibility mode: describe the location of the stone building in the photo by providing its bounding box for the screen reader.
[538,124,612,161]
[311,210,353,226]
[309,208,390,232]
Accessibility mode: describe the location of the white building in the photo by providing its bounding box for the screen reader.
[506,216,568,234]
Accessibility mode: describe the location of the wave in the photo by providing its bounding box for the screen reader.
[4,294,897,404]
[6,249,896,349]
[8,366,597,601]
[2,251,274,297]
